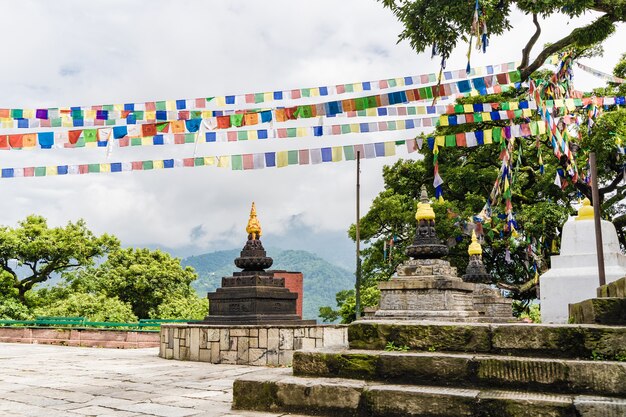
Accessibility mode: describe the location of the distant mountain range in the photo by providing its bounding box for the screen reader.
[182,248,354,321]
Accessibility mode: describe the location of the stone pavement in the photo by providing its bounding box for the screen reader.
[0,343,307,417]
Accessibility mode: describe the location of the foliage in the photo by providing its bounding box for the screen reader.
[0,215,119,303]
[378,0,624,81]
[184,249,354,321]
[319,286,380,324]
[33,293,137,323]
[0,297,31,320]
[155,293,208,320]
[64,248,199,319]
[385,341,409,352]
[513,301,541,322]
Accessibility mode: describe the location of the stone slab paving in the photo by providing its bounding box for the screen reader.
[0,343,308,417]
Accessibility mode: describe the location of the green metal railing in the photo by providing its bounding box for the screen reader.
[0,316,202,331]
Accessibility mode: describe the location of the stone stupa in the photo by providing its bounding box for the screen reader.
[463,230,513,320]
[203,203,314,325]
[373,186,481,321]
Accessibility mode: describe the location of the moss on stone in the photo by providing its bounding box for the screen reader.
[232,380,280,411]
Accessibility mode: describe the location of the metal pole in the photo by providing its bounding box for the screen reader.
[355,151,362,320]
[590,152,606,287]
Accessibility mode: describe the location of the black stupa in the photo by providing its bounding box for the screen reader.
[203,203,314,325]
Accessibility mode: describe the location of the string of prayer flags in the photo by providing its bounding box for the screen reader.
[0,138,411,180]
[0,116,431,151]
[0,73,520,131]
[576,62,626,84]
[0,62,519,124]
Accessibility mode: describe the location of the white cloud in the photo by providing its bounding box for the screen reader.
[0,1,623,258]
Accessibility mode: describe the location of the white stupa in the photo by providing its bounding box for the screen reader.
[540,198,626,323]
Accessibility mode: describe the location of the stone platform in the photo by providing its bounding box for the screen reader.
[233,320,626,416]
[159,323,347,366]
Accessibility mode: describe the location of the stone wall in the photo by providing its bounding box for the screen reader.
[0,327,160,348]
[159,324,348,366]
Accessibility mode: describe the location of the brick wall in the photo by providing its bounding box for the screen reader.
[159,323,348,366]
[272,270,304,318]
[0,327,160,348]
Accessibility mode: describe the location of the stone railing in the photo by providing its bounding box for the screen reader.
[0,327,160,348]
[159,323,348,366]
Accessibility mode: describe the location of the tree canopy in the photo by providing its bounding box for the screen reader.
[379,0,626,81]
[0,215,119,303]
[64,248,203,319]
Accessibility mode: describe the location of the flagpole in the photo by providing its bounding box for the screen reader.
[355,151,362,320]
[590,152,606,287]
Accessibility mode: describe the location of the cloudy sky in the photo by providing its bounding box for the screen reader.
[0,1,624,268]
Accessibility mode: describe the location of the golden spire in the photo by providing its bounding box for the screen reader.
[246,202,262,239]
[468,229,482,256]
[415,185,436,221]
[575,198,594,221]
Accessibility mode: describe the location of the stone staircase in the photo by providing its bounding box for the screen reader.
[232,320,626,416]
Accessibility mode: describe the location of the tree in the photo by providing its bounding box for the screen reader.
[0,216,119,304]
[65,248,203,319]
[378,0,625,81]
[338,50,626,321]
[33,293,138,323]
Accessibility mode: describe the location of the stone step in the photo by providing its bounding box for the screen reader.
[232,368,626,417]
[349,320,626,360]
[292,349,626,397]
[569,297,626,325]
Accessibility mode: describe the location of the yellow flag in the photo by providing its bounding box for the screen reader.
[217,156,230,168]
[277,151,288,167]
[417,106,426,115]
[384,142,396,156]
[350,124,359,133]
[204,156,216,166]
[46,166,57,176]
[166,100,176,111]
[332,146,343,162]
[463,104,473,113]
[100,163,111,173]
[481,112,492,122]
[153,160,164,169]
[436,136,445,147]
[484,129,493,144]
[509,102,519,110]
[439,115,449,127]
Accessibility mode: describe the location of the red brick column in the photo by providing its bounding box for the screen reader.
[272,271,303,318]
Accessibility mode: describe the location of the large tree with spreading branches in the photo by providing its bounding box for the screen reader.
[379,0,626,81]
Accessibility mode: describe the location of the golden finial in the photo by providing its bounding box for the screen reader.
[415,185,436,221]
[468,229,482,256]
[246,202,262,239]
[575,198,594,221]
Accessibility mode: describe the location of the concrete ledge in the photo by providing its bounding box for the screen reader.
[159,323,348,366]
[0,327,159,348]
[348,320,626,360]
[293,349,626,397]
